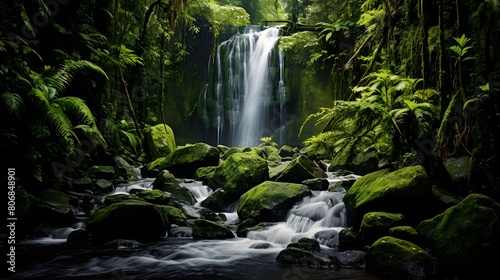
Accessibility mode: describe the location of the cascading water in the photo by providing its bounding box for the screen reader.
[204,26,285,147]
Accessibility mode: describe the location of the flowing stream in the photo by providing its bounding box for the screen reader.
[8,172,382,280]
[202,26,286,147]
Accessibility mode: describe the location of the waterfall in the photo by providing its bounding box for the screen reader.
[205,26,283,147]
[278,49,286,146]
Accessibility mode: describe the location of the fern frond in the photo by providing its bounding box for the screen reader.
[1,92,25,118]
[74,124,108,150]
[46,60,108,93]
[45,106,76,151]
[54,96,97,127]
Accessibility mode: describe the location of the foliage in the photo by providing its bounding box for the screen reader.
[258,136,278,148]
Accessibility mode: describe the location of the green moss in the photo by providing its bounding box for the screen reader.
[162,205,188,225]
[143,124,176,160]
[192,219,235,239]
[132,189,170,205]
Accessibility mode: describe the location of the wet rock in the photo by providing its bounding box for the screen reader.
[112,155,140,180]
[237,181,311,222]
[103,239,143,249]
[143,123,176,161]
[192,219,235,239]
[93,179,113,193]
[152,170,195,205]
[287,237,320,252]
[338,228,364,251]
[314,229,340,248]
[275,155,327,183]
[365,236,437,279]
[169,224,193,237]
[145,142,220,178]
[210,151,269,202]
[72,177,93,192]
[103,193,131,205]
[162,205,188,226]
[249,242,273,249]
[333,250,366,268]
[417,194,500,276]
[200,188,231,212]
[302,178,329,191]
[132,189,170,205]
[88,165,115,180]
[359,212,406,245]
[343,166,438,230]
[194,166,217,185]
[67,228,91,247]
[86,200,169,244]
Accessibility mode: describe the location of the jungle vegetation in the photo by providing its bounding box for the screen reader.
[0,0,498,199]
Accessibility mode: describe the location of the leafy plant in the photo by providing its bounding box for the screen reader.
[259,136,278,148]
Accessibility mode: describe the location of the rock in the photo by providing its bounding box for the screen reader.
[416,194,500,275]
[199,208,223,221]
[249,242,272,249]
[314,229,340,248]
[237,181,311,222]
[338,228,364,251]
[258,146,281,162]
[72,177,93,192]
[192,219,235,239]
[86,200,169,244]
[442,156,471,196]
[211,152,269,202]
[388,226,424,248]
[199,188,231,212]
[275,155,327,183]
[152,170,195,205]
[143,123,176,161]
[365,236,437,279]
[112,155,140,180]
[287,237,321,252]
[38,189,77,226]
[88,165,115,180]
[169,225,192,237]
[103,239,143,249]
[194,166,217,185]
[162,205,188,226]
[132,189,170,205]
[333,250,366,268]
[279,145,298,158]
[103,193,131,205]
[221,146,242,160]
[302,178,329,191]
[145,142,220,178]
[359,212,407,245]
[93,179,113,193]
[276,247,334,267]
[343,166,437,230]
[67,229,91,247]
[268,161,290,180]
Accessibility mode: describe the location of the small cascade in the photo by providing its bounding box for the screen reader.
[204,26,284,147]
[278,49,287,146]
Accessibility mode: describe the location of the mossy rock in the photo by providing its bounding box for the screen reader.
[287,237,321,252]
[103,193,131,205]
[143,123,176,161]
[275,155,327,183]
[145,142,220,179]
[221,146,242,160]
[86,200,169,244]
[366,236,436,279]
[38,189,76,227]
[268,161,290,180]
[152,170,195,205]
[71,177,93,192]
[338,228,364,251]
[343,166,435,229]
[88,165,115,180]
[132,189,170,205]
[194,166,217,185]
[112,155,140,180]
[237,181,311,222]
[200,188,232,212]
[359,212,407,245]
[258,146,282,162]
[211,152,269,201]
[388,226,424,248]
[162,205,188,226]
[192,219,235,239]
[416,194,500,274]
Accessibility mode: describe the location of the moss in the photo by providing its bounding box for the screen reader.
[143,124,176,161]
[416,194,500,271]
[132,189,170,205]
[359,212,406,244]
[162,205,188,226]
[192,219,235,239]
[275,155,327,183]
[237,181,311,222]
[366,236,435,279]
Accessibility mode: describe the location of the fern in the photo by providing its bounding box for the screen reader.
[54,97,97,127]
[45,60,108,93]
[1,92,24,118]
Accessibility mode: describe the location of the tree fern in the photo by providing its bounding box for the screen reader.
[54,96,98,127]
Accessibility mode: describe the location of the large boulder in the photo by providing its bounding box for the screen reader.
[143,123,176,161]
[359,212,406,245]
[275,155,327,183]
[192,219,234,239]
[86,200,168,244]
[343,166,437,229]
[152,170,196,205]
[416,194,500,276]
[211,151,269,201]
[237,181,311,222]
[145,142,220,178]
[200,188,232,212]
[365,236,437,279]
